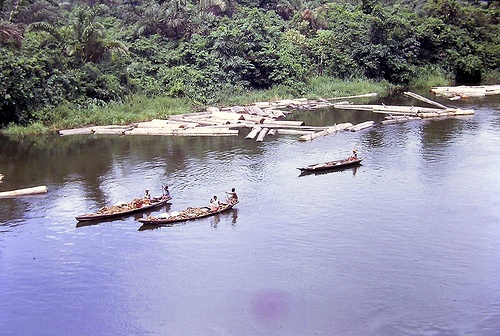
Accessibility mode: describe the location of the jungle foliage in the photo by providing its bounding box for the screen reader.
[0,0,499,127]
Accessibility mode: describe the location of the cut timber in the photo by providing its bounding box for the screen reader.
[430,85,500,99]
[211,111,245,121]
[348,121,375,132]
[276,129,314,135]
[0,185,48,198]
[93,126,133,135]
[58,127,94,136]
[245,126,262,139]
[298,123,353,141]
[404,91,448,109]
[262,120,305,127]
[124,128,238,136]
[256,128,269,142]
[381,116,421,125]
[325,93,378,101]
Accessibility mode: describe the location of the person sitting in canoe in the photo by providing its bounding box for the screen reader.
[225,188,238,204]
[209,195,220,211]
[348,150,358,161]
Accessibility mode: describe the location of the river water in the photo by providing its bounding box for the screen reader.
[0,93,499,335]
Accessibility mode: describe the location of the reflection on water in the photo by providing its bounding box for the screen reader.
[1,93,500,335]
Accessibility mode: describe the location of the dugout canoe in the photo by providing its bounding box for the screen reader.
[76,195,172,222]
[298,157,363,173]
[139,201,238,225]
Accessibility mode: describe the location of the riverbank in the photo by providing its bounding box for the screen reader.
[2,78,393,136]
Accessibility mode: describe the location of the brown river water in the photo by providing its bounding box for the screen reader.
[0,93,499,335]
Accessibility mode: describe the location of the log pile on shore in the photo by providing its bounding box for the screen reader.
[430,85,500,100]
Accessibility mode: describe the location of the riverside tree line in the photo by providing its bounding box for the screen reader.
[0,0,499,128]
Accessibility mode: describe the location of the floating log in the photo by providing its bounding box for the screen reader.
[417,109,474,118]
[0,174,3,181]
[325,93,378,101]
[245,126,262,139]
[93,126,134,135]
[298,123,353,141]
[256,128,269,142]
[58,127,95,136]
[262,119,305,127]
[348,121,375,132]
[276,129,314,135]
[0,186,48,198]
[124,128,238,136]
[430,85,500,99]
[381,116,421,125]
[404,91,448,109]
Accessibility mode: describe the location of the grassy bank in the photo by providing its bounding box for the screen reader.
[2,76,425,136]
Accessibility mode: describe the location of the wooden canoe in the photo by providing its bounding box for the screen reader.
[76,195,172,222]
[298,157,363,172]
[139,201,238,225]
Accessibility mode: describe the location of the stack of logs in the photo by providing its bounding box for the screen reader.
[430,85,500,100]
[57,91,476,142]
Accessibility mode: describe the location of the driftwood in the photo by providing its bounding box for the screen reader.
[0,185,48,198]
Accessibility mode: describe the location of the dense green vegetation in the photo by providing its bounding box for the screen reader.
[1,0,499,131]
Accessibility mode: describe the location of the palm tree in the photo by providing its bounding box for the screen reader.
[0,19,22,47]
[70,6,128,63]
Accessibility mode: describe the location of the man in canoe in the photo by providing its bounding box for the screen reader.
[162,185,170,197]
[209,195,220,211]
[225,188,238,204]
[348,149,358,161]
[144,189,151,204]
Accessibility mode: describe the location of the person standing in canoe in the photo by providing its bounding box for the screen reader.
[225,188,238,204]
[209,195,220,211]
[162,185,170,198]
[144,189,151,203]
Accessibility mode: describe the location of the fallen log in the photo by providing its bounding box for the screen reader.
[0,185,48,198]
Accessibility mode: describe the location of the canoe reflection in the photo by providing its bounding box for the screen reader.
[298,165,360,177]
[138,208,239,231]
